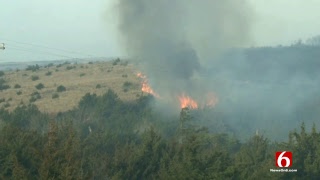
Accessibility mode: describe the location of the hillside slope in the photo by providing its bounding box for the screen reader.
[0,61,142,114]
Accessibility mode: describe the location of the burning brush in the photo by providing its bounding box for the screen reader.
[136,72,160,98]
[137,72,218,109]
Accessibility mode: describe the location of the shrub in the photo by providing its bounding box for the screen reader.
[26,64,40,72]
[45,71,52,76]
[31,75,39,81]
[96,84,102,89]
[122,81,132,92]
[0,98,5,103]
[123,81,132,88]
[112,58,121,65]
[66,66,75,70]
[30,91,41,102]
[47,63,54,68]
[80,73,86,77]
[35,83,45,90]
[3,102,10,108]
[29,97,37,103]
[122,74,128,78]
[57,85,66,92]
[0,78,10,90]
[31,91,40,96]
[88,62,93,64]
[7,98,12,101]
[120,61,129,66]
[14,84,21,89]
[16,91,22,95]
[0,71,4,77]
[52,93,59,99]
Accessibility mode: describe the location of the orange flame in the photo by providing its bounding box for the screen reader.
[178,94,198,109]
[136,72,146,79]
[136,72,218,109]
[204,93,219,108]
[137,72,160,98]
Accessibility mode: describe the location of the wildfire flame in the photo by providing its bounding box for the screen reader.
[178,93,218,110]
[178,94,198,109]
[205,93,219,108]
[137,72,160,98]
[136,72,218,109]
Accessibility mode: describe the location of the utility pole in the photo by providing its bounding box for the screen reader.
[0,43,5,50]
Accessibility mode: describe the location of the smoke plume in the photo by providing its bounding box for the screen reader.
[113,0,320,140]
[114,0,253,101]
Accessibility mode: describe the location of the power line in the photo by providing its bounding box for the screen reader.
[8,46,76,59]
[0,37,95,57]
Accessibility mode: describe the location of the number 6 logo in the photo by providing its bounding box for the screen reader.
[275,151,292,167]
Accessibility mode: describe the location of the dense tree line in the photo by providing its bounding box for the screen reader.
[0,89,320,179]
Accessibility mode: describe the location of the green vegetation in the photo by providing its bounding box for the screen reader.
[0,90,318,179]
[16,91,22,95]
[122,74,128,78]
[122,81,132,92]
[29,91,41,103]
[45,71,52,76]
[112,58,121,65]
[96,84,101,89]
[52,93,59,99]
[0,98,5,103]
[26,64,40,72]
[120,60,129,66]
[80,73,86,77]
[45,63,54,68]
[35,83,45,90]
[3,102,10,108]
[0,71,4,77]
[66,65,76,70]
[0,78,10,90]
[57,85,66,92]
[14,84,21,89]
[31,75,39,81]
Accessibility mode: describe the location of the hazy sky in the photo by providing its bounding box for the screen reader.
[0,0,319,62]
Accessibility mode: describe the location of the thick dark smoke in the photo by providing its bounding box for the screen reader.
[115,0,253,100]
[113,0,320,141]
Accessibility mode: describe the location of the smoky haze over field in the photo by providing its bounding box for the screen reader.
[114,0,320,140]
[115,0,253,101]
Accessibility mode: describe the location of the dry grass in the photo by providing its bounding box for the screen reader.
[0,61,143,114]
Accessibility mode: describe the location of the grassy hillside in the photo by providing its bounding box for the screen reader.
[0,60,142,114]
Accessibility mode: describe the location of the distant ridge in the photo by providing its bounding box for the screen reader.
[0,57,115,71]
